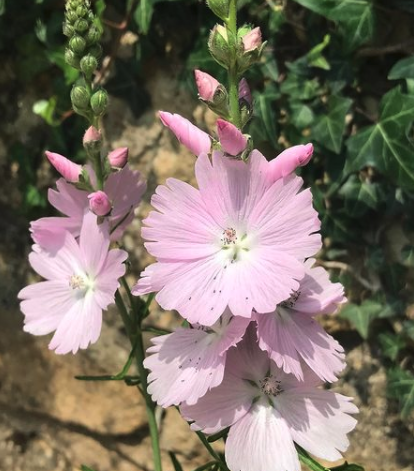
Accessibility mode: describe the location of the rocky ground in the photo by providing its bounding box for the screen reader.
[0,60,413,471]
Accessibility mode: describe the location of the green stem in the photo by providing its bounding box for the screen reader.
[196,432,228,471]
[226,0,241,128]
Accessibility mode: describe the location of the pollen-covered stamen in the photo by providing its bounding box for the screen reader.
[69,274,86,290]
[280,290,301,309]
[260,375,284,397]
[221,227,237,245]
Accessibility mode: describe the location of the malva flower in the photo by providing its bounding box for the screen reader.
[133,151,321,325]
[18,212,127,354]
[255,258,346,382]
[31,164,146,244]
[144,311,250,407]
[181,328,358,471]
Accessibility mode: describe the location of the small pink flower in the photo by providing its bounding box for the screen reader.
[83,126,101,145]
[268,144,313,182]
[181,328,358,471]
[19,212,127,354]
[108,147,128,168]
[239,78,252,106]
[194,70,221,102]
[216,119,247,156]
[242,27,262,52]
[88,191,112,216]
[159,111,211,156]
[45,151,82,183]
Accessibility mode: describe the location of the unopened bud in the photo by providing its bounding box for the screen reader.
[83,126,102,152]
[267,143,314,182]
[216,119,247,156]
[80,54,98,79]
[242,27,262,52]
[69,34,86,54]
[208,25,233,69]
[194,70,220,102]
[74,18,89,34]
[76,5,88,17]
[239,78,252,106]
[206,0,230,21]
[63,22,75,37]
[90,89,108,116]
[108,147,129,168]
[45,151,82,183]
[65,49,80,68]
[71,85,90,110]
[87,43,103,59]
[88,191,112,216]
[237,26,266,73]
[66,10,78,24]
[85,25,101,45]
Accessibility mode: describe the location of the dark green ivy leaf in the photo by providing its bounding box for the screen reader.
[388,56,414,80]
[379,332,406,360]
[340,300,383,339]
[387,367,414,418]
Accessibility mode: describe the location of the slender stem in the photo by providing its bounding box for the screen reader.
[196,432,228,470]
[226,0,241,128]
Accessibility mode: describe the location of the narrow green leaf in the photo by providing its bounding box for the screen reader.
[339,300,383,339]
[387,367,414,418]
[296,444,329,471]
[207,427,229,442]
[169,451,184,471]
[192,461,219,471]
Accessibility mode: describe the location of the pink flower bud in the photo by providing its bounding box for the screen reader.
[88,191,112,216]
[216,119,247,156]
[194,70,220,102]
[108,147,129,168]
[45,151,82,183]
[267,143,314,182]
[239,78,252,106]
[242,27,262,52]
[83,125,101,145]
[159,111,211,156]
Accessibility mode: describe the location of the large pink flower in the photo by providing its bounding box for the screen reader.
[144,311,250,407]
[255,258,346,382]
[31,164,146,244]
[133,151,321,325]
[19,212,127,354]
[181,329,358,471]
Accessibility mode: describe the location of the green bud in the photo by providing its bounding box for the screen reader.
[71,85,90,110]
[206,0,230,21]
[87,43,103,59]
[74,18,89,34]
[208,25,234,70]
[85,25,101,45]
[90,89,108,116]
[76,5,88,17]
[65,48,81,69]
[80,54,98,79]
[66,10,78,24]
[63,22,75,37]
[69,34,86,54]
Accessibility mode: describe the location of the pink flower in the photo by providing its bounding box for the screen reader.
[216,119,247,156]
[255,259,346,382]
[159,111,211,156]
[181,329,358,471]
[108,147,128,168]
[194,70,220,102]
[30,164,146,243]
[18,212,127,354]
[242,27,262,52]
[133,151,321,325]
[88,190,112,216]
[268,144,313,182]
[45,151,82,183]
[144,311,250,407]
[239,78,252,106]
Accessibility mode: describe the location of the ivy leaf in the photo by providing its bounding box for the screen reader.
[387,367,414,418]
[339,175,384,217]
[345,87,414,190]
[280,74,321,100]
[290,102,314,129]
[134,0,154,34]
[312,95,352,153]
[340,300,383,339]
[252,85,280,148]
[379,332,406,360]
[388,56,414,80]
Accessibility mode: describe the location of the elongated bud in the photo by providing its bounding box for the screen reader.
[90,89,108,116]
[216,119,247,156]
[194,70,220,102]
[108,147,129,168]
[45,151,82,183]
[239,78,252,106]
[88,191,112,216]
[267,143,314,182]
[159,111,211,156]
[242,27,262,52]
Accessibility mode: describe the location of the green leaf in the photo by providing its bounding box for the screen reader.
[307,34,331,70]
[280,74,320,100]
[253,85,280,147]
[290,102,314,129]
[387,367,414,418]
[0,0,5,16]
[33,98,60,126]
[388,56,414,80]
[81,466,97,471]
[296,444,364,471]
[346,87,414,190]
[379,332,406,360]
[340,300,383,339]
[134,0,154,34]
[339,175,383,217]
[402,320,414,341]
[401,245,414,266]
[169,452,184,471]
[312,95,352,153]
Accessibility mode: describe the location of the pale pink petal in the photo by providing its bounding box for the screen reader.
[226,400,300,471]
[30,217,81,245]
[267,143,313,183]
[48,179,88,218]
[79,212,110,276]
[94,249,127,309]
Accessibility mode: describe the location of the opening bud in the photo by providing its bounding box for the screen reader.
[70,85,90,110]
[267,143,314,182]
[194,70,221,102]
[237,26,266,74]
[90,89,108,116]
[45,151,82,183]
[108,147,129,168]
[216,119,247,156]
[88,191,112,216]
[83,126,102,152]
[242,27,262,52]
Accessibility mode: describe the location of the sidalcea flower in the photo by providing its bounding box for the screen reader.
[181,329,358,471]
[31,164,146,243]
[18,212,127,354]
[108,147,128,168]
[133,150,321,325]
[45,151,82,183]
[255,258,346,382]
[144,311,250,407]
[216,119,247,156]
[88,190,111,216]
[267,143,313,183]
[159,111,211,156]
[194,70,220,102]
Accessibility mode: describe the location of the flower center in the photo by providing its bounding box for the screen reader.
[220,227,251,264]
[69,273,94,293]
[280,290,301,309]
[260,375,284,397]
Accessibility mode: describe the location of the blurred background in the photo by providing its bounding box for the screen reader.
[1,0,414,470]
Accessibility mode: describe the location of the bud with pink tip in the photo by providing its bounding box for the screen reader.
[83,126,101,145]
[159,111,211,156]
[45,151,82,183]
[216,119,247,156]
[242,27,262,52]
[88,191,112,216]
[267,143,314,182]
[239,78,252,105]
[194,70,221,102]
[108,147,129,168]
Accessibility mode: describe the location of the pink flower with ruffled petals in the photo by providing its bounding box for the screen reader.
[18,212,127,354]
[30,164,146,243]
[144,311,250,407]
[181,329,358,471]
[133,150,321,325]
[255,258,346,382]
